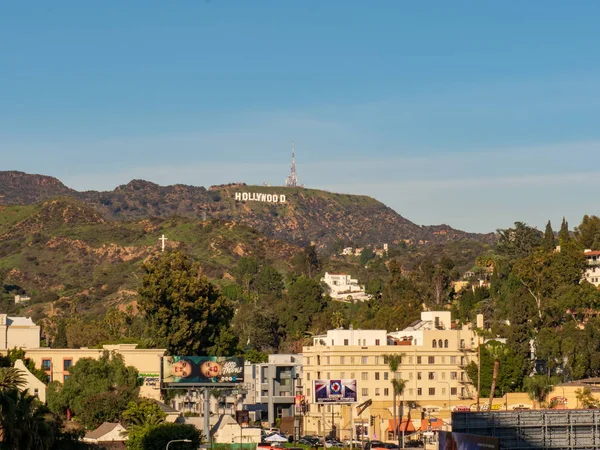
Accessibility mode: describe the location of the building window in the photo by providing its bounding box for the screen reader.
[417,356,422,364]
[317,356,321,365]
[326,373,330,379]
[417,372,422,380]
[450,372,457,380]
[409,372,413,380]
[326,357,330,365]
[428,372,435,380]
[362,356,368,364]
[429,388,435,396]
[450,356,457,364]
[42,359,51,370]
[441,388,446,395]
[34,388,39,397]
[444,340,449,348]
[408,388,414,396]
[350,373,355,379]
[340,372,345,379]
[441,372,446,380]
[375,372,380,380]
[307,373,311,381]
[375,388,380,396]
[307,389,311,399]
[375,356,380,364]
[384,388,389,396]
[384,372,389,380]
[362,388,368,396]
[383,356,389,364]
[361,372,368,381]
[417,388,422,396]
[344,339,349,346]
[396,372,402,380]
[432,340,437,348]
[441,356,446,364]
[331,340,334,345]
[351,357,355,364]
[438,339,443,348]
[306,357,310,365]
[340,356,345,364]
[451,387,457,396]
[408,356,413,364]
[317,372,321,379]
[63,359,73,372]
[375,339,380,346]
[428,356,435,364]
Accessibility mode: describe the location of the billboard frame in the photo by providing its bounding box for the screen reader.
[313,379,358,404]
[160,356,245,388]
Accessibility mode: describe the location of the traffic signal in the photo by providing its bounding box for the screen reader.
[370,415,374,426]
[421,409,426,420]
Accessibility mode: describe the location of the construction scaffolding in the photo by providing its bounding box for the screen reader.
[452,409,600,449]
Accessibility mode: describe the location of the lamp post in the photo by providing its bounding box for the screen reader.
[166,439,192,449]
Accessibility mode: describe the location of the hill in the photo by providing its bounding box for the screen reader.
[0,198,300,321]
[0,171,496,247]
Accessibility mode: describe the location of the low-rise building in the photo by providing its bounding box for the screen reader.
[301,312,481,440]
[1,344,166,400]
[0,314,40,349]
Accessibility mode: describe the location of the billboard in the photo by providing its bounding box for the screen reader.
[162,356,244,385]
[314,379,357,403]
[438,431,499,450]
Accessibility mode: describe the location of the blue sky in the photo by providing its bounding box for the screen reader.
[1,1,600,233]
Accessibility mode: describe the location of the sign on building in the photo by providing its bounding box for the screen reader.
[314,379,357,404]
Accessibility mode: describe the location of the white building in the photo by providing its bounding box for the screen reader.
[14,295,31,304]
[584,250,600,287]
[321,272,369,302]
[0,314,40,350]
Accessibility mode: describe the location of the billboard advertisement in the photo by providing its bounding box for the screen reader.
[314,379,357,403]
[162,356,244,385]
[438,431,499,450]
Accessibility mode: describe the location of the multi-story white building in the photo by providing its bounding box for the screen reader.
[321,272,369,301]
[584,250,600,287]
[301,312,481,441]
[0,314,40,350]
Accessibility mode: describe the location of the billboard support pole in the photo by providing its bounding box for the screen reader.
[350,405,354,450]
[204,389,210,444]
[322,406,327,450]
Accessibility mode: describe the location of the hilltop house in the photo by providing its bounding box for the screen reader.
[321,272,369,301]
[584,250,600,287]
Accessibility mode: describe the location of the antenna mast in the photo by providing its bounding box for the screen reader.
[285,139,299,187]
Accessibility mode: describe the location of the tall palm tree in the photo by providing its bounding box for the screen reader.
[487,343,508,409]
[384,353,406,444]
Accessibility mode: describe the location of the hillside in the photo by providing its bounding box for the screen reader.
[0,171,496,247]
[0,198,300,321]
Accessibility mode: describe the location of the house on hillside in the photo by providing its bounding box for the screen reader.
[321,272,369,301]
[584,250,600,287]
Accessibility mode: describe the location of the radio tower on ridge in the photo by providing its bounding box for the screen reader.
[285,140,300,187]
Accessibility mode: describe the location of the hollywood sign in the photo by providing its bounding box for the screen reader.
[234,192,287,203]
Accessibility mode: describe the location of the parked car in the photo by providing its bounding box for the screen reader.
[371,443,399,450]
[404,440,424,448]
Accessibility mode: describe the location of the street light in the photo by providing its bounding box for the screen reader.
[166,439,192,449]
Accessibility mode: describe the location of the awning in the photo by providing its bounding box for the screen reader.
[387,419,415,433]
[420,418,443,430]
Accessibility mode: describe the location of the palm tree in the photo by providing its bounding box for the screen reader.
[523,375,553,409]
[487,343,508,409]
[0,367,27,392]
[1,389,53,450]
[384,353,406,445]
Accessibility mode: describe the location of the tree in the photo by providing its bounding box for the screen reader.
[487,342,508,409]
[278,276,326,341]
[0,389,54,450]
[559,217,570,245]
[122,399,167,450]
[575,387,599,409]
[47,352,139,428]
[255,265,284,298]
[360,248,375,266]
[0,366,26,392]
[384,353,406,445]
[497,222,542,259]
[138,423,201,450]
[138,250,237,356]
[575,215,600,250]
[523,375,553,408]
[542,220,555,252]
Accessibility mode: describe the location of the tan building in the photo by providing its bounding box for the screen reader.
[584,250,600,287]
[0,314,40,349]
[1,343,166,400]
[301,312,481,441]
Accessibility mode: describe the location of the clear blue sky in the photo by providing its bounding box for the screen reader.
[1,1,600,233]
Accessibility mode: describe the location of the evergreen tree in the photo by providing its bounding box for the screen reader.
[559,217,570,245]
[542,220,555,251]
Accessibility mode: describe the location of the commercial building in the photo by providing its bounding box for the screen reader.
[0,314,40,349]
[301,312,481,441]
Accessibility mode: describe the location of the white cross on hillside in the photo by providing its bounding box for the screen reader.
[159,234,168,252]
